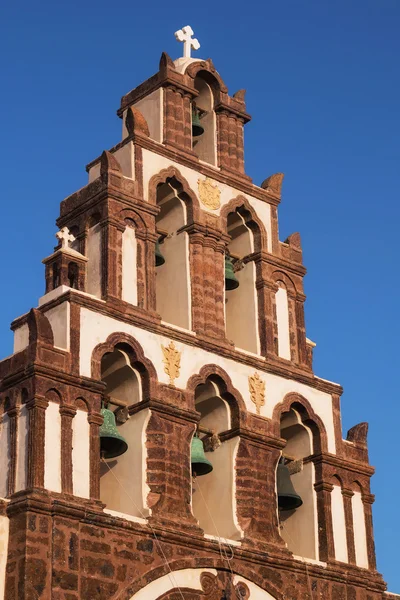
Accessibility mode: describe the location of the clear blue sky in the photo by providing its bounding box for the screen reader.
[1,0,399,590]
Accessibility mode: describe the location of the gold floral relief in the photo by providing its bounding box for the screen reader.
[198,177,221,210]
[248,372,266,415]
[161,341,181,386]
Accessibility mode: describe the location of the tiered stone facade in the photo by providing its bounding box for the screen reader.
[0,47,395,600]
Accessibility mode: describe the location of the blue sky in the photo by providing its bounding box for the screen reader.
[1,0,399,590]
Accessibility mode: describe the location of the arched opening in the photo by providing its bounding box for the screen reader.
[99,346,149,519]
[275,282,291,360]
[192,76,217,166]
[86,213,102,297]
[278,407,318,560]
[67,262,79,289]
[191,378,242,541]
[155,178,191,330]
[331,476,348,563]
[225,210,259,354]
[352,482,368,568]
[121,219,138,306]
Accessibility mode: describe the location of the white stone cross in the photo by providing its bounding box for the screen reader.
[56,227,75,249]
[174,26,200,59]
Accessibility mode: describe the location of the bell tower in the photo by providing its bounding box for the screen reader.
[0,26,396,600]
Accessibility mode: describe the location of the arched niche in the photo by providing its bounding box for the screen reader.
[99,346,149,519]
[155,177,191,330]
[278,407,318,560]
[121,219,138,306]
[192,75,217,165]
[191,378,242,541]
[225,209,259,354]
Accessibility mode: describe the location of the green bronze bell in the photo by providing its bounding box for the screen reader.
[191,435,213,477]
[192,107,204,137]
[155,240,165,267]
[225,256,239,291]
[100,407,128,459]
[277,458,303,511]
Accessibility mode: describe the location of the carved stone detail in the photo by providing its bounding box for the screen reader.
[198,177,221,210]
[248,372,266,415]
[161,341,181,385]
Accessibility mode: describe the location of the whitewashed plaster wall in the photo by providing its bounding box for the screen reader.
[128,569,277,600]
[43,302,70,351]
[100,408,150,518]
[13,323,29,354]
[192,437,242,541]
[0,515,9,600]
[15,405,28,493]
[44,402,62,493]
[141,150,273,253]
[72,410,90,499]
[0,414,10,498]
[352,491,369,568]
[80,308,337,453]
[331,485,348,563]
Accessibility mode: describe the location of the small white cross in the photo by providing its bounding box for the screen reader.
[174,26,200,59]
[56,227,75,249]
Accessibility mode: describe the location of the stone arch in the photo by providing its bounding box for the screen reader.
[186,364,246,430]
[86,211,102,229]
[121,561,282,600]
[272,392,328,454]
[44,388,62,404]
[186,60,229,99]
[271,270,297,295]
[119,208,148,234]
[220,195,267,253]
[148,166,201,223]
[91,332,158,400]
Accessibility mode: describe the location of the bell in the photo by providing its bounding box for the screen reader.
[191,435,213,477]
[155,240,165,267]
[225,256,239,291]
[277,458,303,511]
[192,108,204,137]
[100,407,128,459]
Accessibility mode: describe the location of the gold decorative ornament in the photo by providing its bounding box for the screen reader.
[198,177,221,210]
[248,372,266,415]
[161,341,181,386]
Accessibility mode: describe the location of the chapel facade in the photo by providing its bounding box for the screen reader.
[0,27,397,600]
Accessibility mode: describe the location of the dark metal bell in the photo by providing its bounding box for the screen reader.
[100,407,128,459]
[192,108,204,137]
[277,458,303,511]
[225,256,239,291]
[155,240,165,267]
[191,435,213,477]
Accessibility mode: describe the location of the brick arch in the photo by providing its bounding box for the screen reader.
[119,208,148,233]
[220,195,267,253]
[91,332,158,400]
[271,270,297,295]
[121,561,282,600]
[148,166,201,224]
[186,364,247,430]
[272,392,328,454]
[44,388,62,404]
[186,60,229,97]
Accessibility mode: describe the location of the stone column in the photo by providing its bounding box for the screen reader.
[314,480,335,562]
[216,110,230,170]
[342,488,356,565]
[363,493,377,570]
[7,406,19,496]
[60,405,76,495]
[236,435,286,549]
[26,397,48,489]
[295,295,308,368]
[189,231,206,336]
[89,412,103,500]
